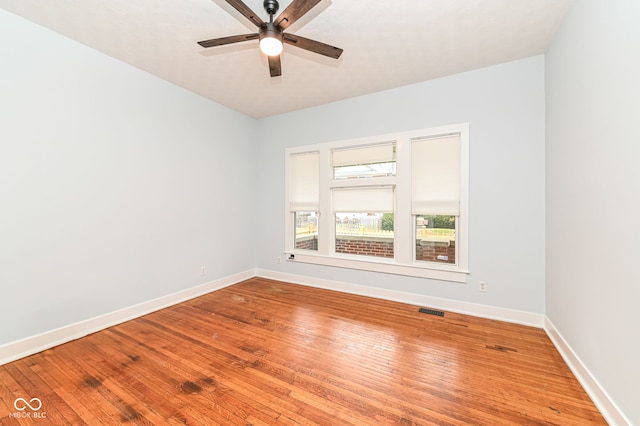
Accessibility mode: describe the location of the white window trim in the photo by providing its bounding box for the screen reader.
[284,123,469,283]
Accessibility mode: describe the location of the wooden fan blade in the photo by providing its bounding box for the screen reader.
[225,0,264,28]
[197,33,258,48]
[268,55,282,77]
[283,33,343,59]
[274,0,321,30]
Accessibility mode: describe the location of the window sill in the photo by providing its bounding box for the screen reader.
[285,252,469,283]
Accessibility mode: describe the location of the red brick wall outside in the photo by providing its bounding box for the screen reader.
[335,237,394,258]
[296,235,456,265]
[295,235,318,250]
[415,240,456,264]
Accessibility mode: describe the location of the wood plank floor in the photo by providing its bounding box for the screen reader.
[0,278,606,425]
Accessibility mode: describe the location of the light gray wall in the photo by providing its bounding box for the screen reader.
[0,10,256,345]
[256,56,546,314]
[545,0,639,423]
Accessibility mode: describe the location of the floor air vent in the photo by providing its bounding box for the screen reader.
[419,307,445,317]
[486,345,518,353]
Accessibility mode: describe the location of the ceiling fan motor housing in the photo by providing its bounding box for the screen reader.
[260,22,282,39]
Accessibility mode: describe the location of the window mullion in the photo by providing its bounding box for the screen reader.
[317,148,331,256]
[457,128,470,270]
[394,137,412,264]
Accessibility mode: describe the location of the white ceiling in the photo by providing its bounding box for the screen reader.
[0,0,573,118]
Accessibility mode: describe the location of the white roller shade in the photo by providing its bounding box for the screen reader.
[411,135,461,215]
[333,186,394,212]
[332,143,395,167]
[289,152,319,211]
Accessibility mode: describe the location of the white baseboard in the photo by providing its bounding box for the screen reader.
[0,269,254,366]
[544,317,630,426]
[255,269,545,328]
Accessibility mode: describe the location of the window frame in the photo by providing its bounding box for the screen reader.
[284,123,469,283]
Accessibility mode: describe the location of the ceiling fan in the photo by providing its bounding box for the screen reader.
[197,0,343,77]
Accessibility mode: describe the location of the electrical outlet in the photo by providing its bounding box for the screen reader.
[479,281,487,292]
[277,257,282,264]
[201,266,207,275]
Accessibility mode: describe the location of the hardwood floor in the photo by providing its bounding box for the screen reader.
[0,278,606,425]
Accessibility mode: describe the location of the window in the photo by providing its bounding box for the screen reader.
[333,188,395,259]
[289,152,319,252]
[295,211,318,251]
[415,215,456,264]
[330,143,396,259]
[412,135,461,265]
[333,143,396,179]
[285,124,469,282]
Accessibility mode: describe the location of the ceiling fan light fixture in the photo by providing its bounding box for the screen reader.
[259,37,283,56]
[259,23,283,56]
